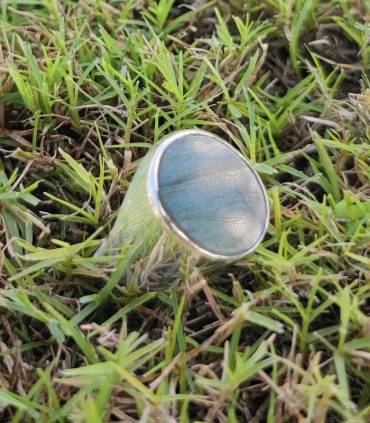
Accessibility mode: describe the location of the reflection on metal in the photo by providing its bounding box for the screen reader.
[96,129,269,268]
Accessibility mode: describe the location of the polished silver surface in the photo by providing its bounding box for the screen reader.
[147,129,269,261]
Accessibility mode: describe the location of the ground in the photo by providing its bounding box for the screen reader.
[0,0,369,422]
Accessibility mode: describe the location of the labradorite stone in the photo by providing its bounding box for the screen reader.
[157,133,268,257]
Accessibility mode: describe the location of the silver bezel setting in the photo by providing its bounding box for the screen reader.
[146,129,270,262]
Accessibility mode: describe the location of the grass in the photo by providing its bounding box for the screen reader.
[0,0,369,421]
